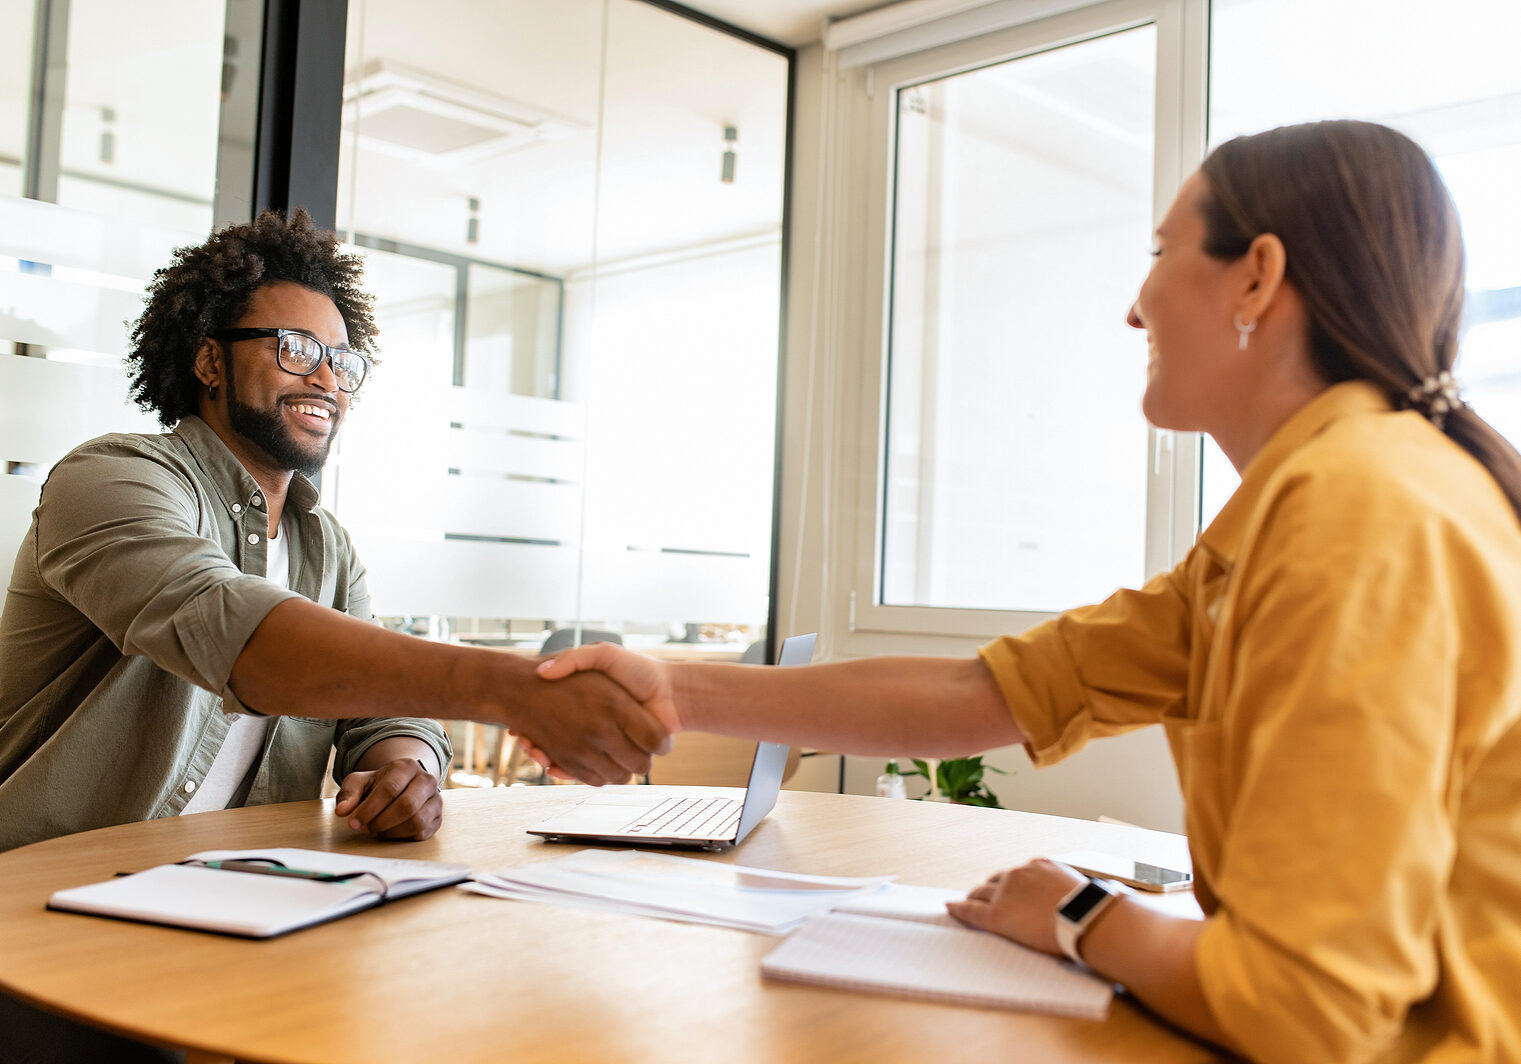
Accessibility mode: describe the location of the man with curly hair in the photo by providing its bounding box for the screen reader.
[1,209,672,1064]
[0,210,667,858]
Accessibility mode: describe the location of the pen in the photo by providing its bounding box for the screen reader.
[198,860,357,882]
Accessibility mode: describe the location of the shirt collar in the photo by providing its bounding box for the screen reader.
[1197,380,1393,563]
[172,414,322,518]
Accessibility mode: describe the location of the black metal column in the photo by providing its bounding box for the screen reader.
[248,0,348,227]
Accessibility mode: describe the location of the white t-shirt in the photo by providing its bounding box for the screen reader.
[180,516,288,814]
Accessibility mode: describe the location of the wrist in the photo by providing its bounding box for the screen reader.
[665,663,698,733]
[355,736,438,775]
[1054,877,1127,967]
[466,644,537,726]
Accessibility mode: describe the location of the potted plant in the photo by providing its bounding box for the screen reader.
[898,756,1007,808]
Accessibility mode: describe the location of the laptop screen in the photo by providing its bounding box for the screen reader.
[732,633,816,843]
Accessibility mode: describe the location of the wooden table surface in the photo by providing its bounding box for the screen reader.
[0,787,1222,1064]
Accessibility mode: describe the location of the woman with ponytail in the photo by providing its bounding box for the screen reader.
[541,121,1521,1063]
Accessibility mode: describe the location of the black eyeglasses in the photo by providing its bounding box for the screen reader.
[212,327,370,393]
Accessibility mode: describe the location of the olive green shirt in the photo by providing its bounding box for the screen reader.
[0,416,451,851]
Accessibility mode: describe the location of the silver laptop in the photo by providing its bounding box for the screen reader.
[526,633,816,852]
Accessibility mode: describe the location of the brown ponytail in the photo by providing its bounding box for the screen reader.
[1198,120,1521,525]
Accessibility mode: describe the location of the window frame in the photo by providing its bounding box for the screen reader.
[824,0,1209,651]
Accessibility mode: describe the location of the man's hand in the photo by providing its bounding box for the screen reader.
[335,757,443,840]
[946,858,1088,954]
[526,645,682,780]
[535,644,682,733]
[500,666,673,785]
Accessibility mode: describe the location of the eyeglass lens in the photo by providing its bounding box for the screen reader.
[277,332,366,391]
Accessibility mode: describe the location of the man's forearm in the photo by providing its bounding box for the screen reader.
[229,598,509,723]
[672,655,1025,756]
[231,599,669,786]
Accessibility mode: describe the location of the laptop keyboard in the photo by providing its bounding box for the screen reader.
[623,796,742,839]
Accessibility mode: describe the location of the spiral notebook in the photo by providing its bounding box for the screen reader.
[761,910,1113,1018]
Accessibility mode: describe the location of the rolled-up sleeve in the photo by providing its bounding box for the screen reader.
[33,440,301,708]
[979,564,1195,766]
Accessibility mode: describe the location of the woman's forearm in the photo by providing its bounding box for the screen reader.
[1081,900,1236,1051]
[671,655,1025,756]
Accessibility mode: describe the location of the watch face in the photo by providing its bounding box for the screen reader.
[1060,881,1112,922]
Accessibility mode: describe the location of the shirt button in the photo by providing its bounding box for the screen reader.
[232,503,242,513]
[184,780,197,794]
[248,533,260,545]
[252,494,262,507]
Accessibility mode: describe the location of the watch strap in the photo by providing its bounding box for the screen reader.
[1054,876,1123,966]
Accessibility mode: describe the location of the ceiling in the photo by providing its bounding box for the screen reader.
[682,0,890,47]
[338,0,793,275]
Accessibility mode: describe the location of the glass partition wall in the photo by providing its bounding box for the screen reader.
[332,0,791,765]
[0,0,239,572]
[0,0,792,786]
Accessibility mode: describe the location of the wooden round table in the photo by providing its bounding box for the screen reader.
[0,787,1221,1064]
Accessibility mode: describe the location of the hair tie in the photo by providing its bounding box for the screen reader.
[1406,370,1462,430]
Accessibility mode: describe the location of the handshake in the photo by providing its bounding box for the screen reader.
[503,643,684,786]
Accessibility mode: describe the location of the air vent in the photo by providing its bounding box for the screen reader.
[342,61,585,167]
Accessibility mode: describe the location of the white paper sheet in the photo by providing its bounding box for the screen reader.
[466,849,892,933]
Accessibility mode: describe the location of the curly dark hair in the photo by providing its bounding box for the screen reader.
[127,208,379,427]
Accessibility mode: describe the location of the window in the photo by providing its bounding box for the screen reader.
[1201,0,1521,523]
[881,25,1157,615]
[822,0,1519,653]
[823,0,1202,648]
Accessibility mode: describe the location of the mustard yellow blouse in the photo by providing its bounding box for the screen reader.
[980,381,1521,1064]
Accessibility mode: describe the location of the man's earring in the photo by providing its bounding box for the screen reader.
[1233,314,1257,351]
[208,382,218,400]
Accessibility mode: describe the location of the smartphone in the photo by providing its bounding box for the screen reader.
[1051,850,1193,893]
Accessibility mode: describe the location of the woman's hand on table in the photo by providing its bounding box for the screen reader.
[947,858,1088,954]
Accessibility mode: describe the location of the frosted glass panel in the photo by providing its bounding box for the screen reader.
[336,0,787,646]
[577,241,780,593]
[0,353,157,467]
[0,3,227,522]
[881,26,1156,613]
[0,474,42,578]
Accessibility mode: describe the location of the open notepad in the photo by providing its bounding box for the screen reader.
[47,847,470,939]
[763,884,1114,1019]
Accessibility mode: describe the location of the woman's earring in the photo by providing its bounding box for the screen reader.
[1233,314,1257,351]
[208,382,219,400]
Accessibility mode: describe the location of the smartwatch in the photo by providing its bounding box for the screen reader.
[1054,876,1124,966]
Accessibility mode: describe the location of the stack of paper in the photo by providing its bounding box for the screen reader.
[465,849,892,933]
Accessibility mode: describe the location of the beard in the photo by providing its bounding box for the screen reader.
[224,358,337,478]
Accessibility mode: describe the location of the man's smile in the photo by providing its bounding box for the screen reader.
[283,396,338,432]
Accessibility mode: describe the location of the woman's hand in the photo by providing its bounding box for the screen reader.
[952,858,1229,1052]
[946,858,1088,954]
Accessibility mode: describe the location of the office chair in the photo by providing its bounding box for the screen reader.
[540,627,624,654]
